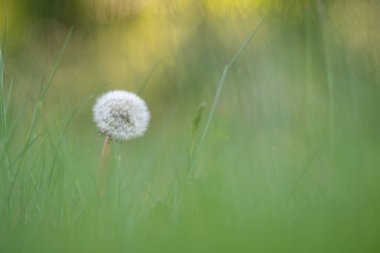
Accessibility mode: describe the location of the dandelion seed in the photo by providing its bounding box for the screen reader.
[93,90,150,141]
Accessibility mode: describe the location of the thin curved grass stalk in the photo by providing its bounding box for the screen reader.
[40,27,73,100]
[173,16,266,212]
[186,16,266,182]
[315,0,336,154]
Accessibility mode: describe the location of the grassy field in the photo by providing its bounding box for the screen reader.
[1,1,380,252]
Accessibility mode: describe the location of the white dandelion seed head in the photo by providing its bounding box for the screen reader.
[93,90,150,141]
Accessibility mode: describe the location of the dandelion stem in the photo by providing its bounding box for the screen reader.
[98,135,111,196]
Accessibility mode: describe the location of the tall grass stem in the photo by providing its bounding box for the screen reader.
[186,16,265,181]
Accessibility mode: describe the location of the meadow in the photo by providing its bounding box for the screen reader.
[1,1,380,252]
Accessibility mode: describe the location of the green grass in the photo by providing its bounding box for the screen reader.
[1,7,380,253]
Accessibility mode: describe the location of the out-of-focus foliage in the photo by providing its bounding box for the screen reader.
[1,0,380,252]
[1,0,379,105]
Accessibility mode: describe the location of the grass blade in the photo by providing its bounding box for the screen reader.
[186,16,266,180]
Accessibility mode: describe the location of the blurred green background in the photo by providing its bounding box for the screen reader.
[1,0,380,252]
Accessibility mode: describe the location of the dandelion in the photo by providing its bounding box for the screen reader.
[93,90,150,195]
